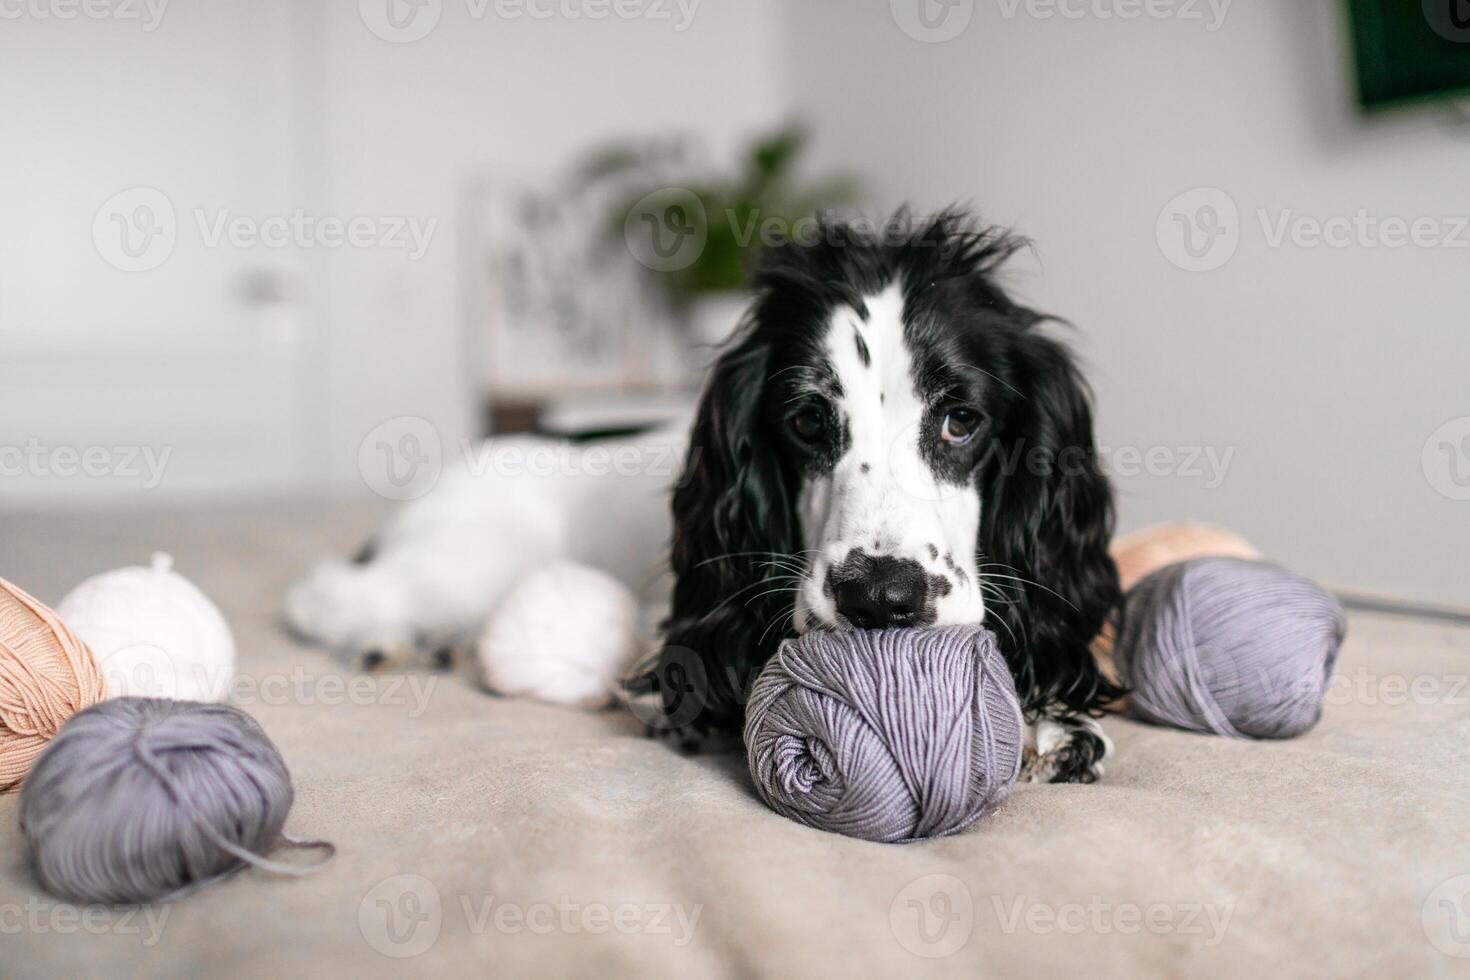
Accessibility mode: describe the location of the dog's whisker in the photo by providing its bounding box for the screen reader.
[983,605,1021,649]
[694,550,820,569]
[705,576,804,618]
[977,578,1025,599]
[975,572,1079,611]
[758,608,798,647]
[967,365,1025,398]
[975,569,1027,587]
[742,585,799,608]
[765,364,812,383]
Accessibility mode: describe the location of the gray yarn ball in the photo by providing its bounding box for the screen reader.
[744,627,1023,843]
[18,697,333,904]
[1115,557,1346,740]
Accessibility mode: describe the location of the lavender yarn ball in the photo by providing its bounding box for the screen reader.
[744,627,1023,843]
[1115,557,1346,740]
[18,698,333,904]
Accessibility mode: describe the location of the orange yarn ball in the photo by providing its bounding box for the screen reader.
[0,578,106,793]
[1111,522,1260,592]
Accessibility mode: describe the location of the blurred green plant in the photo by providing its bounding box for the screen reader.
[597,125,860,305]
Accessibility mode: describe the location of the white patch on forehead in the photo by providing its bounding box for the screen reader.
[826,284,924,483]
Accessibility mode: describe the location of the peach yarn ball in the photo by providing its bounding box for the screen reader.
[1111,522,1260,592]
[0,578,106,793]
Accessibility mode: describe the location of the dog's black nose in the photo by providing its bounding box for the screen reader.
[834,556,929,628]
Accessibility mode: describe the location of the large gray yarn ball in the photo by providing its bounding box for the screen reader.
[19,698,324,904]
[1115,557,1346,739]
[744,626,1023,843]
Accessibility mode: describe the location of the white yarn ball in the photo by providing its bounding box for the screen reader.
[56,553,236,703]
[477,562,639,709]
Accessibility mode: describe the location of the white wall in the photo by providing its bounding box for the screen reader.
[785,0,1470,606]
[0,0,786,506]
[306,0,786,491]
[0,1,320,504]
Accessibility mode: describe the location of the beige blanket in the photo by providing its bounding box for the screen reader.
[2,505,1467,978]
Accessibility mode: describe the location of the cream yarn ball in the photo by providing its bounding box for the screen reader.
[56,554,235,703]
[477,562,639,709]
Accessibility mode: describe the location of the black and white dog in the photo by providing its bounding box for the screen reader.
[287,209,1124,783]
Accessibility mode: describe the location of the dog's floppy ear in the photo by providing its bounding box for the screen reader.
[980,333,1125,717]
[631,326,798,738]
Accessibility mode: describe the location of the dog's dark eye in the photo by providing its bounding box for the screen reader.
[790,406,826,443]
[940,408,982,447]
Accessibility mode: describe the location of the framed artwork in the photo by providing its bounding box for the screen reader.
[468,172,691,403]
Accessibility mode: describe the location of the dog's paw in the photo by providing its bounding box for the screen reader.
[620,689,741,754]
[355,644,411,673]
[1022,714,1112,784]
[356,636,468,674]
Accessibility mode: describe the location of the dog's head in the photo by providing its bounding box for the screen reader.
[647,209,1121,734]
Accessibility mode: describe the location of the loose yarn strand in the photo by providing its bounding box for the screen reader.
[129,734,337,880]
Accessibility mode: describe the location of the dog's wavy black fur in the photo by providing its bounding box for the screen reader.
[631,208,1125,746]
